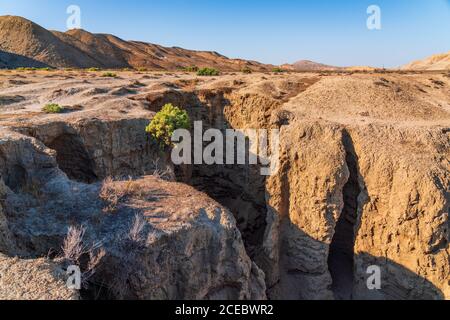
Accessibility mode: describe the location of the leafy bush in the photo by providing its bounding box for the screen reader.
[146,103,191,148]
[183,65,199,72]
[272,67,286,73]
[87,67,101,72]
[242,67,252,74]
[197,67,220,76]
[16,67,52,71]
[42,103,64,113]
[137,67,148,72]
[101,72,118,78]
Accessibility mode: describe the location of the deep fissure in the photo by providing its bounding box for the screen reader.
[168,90,271,260]
[328,135,361,300]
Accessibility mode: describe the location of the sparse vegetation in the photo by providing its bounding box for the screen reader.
[42,103,64,113]
[16,67,52,71]
[146,103,191,149]
[151,159,173,181]
[272,67,286,73]
[183,65,199,72]
[128,214,146,243]
[61,225,106,289]
[99,177,139,213]
[87,67,101,72]
[136,67,148,72]
[101,72,118,78]
[242,67,252,74]
[62,225,86,263]
[110,215,148,298]
[197,67,220,76]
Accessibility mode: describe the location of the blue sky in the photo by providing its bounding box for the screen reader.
[1,0,449,67]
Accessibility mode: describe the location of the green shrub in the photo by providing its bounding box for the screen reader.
[101,72,117,78]
[183,66,199,72]
[42,103,64,113]
[242,67,252,74]
[16,67,45,71]
[197,67,220,76]
[137,67,148,72]
[87,67,101,72]
[146,103,191,149]
[272,67,286,73]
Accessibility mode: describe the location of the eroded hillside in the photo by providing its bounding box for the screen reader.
[0,15,271,71]
[0,69,448,300]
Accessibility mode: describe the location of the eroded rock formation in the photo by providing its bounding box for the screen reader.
[0,70,448,300]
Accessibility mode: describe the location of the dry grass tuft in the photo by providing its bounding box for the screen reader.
[62,226,86,263]
[151,159,173,181]
[99,177,139,213]
[60,225,106,289]
[129,213,146,243]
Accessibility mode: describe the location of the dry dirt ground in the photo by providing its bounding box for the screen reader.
[0,69,448,300]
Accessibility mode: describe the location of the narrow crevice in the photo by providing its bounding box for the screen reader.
[171,90,269,260]
[328,130,361,300]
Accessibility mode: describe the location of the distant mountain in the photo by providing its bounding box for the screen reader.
[402,51,450,71]
[282,60,340,71]
[0,15,271,71]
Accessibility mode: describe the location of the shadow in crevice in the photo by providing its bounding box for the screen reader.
[150,89,270,259]
[266,201,446,300]
[328,129,367,300]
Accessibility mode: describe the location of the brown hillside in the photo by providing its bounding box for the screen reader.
[0,15,271,71]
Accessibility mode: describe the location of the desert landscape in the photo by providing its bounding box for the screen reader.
[0,15,449,301]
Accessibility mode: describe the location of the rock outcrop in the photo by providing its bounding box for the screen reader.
[0,126,266,300]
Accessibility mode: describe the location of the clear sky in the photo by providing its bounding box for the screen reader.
[1,0,449,67]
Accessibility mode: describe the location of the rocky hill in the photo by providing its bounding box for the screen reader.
[0,16,270,71]
[282,60,340,71]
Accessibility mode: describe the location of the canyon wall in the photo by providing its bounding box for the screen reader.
[147,76,449,300]
[0,71,448,300]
